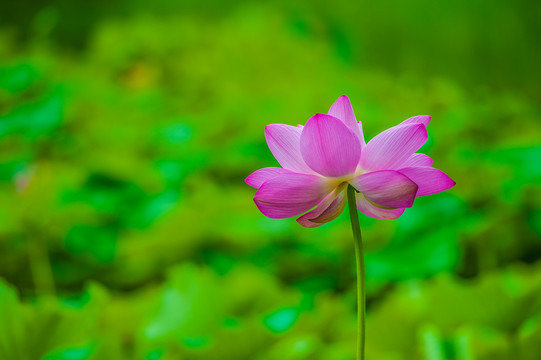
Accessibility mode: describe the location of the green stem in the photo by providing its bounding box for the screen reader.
[347,185,365,360]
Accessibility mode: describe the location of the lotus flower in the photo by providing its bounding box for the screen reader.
[246,95,455,227]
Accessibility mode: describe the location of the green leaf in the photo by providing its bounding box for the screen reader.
[42,345,94,360]
[263,307,299,334]
[0,92,64,139]
[0,63,39,93]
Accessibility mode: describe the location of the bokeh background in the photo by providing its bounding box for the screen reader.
[1,0,540,359]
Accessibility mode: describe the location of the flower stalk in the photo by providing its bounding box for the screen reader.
[347,184,365,360]
[246,95,456,357]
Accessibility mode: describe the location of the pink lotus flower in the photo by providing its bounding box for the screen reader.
[246,95,455,227]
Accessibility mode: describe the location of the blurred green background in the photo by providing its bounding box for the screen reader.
[1,0,540,359]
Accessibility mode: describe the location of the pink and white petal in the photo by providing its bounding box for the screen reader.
[300,113,361,177]
[350,170,418,208]
[245,167,294,189]
[265,124,314,173]
[356,194,405,220]
[297,184,347,228]
[328,95,365,146]
[400,115,431,127]
[361,123,428,171]
[399,166,456,196]
[254,173,333,219]
[403,153,433,167]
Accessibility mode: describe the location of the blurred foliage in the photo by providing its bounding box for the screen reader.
[0,0,540,359]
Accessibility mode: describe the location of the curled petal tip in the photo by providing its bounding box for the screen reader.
[403,153,433,167]
[296,185,347,227]
[356,193,406,220]
[402,115,431,127]
[245,167,293,189]
[350,170,419,208]
[253,172,331,219]
[399,166,455,196]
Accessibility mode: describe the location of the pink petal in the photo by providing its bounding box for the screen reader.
[328,95,365,147]
[403,153,433,167]
[245,167,294,189]
[398,166,455,196]
[356,194,405,220]
[400,115,431,127]
[349,170,418,208]
[296,184,347,228]
[254,173,333,219]
[300,113,361,177]
[361,123,428,171]
[265,124,314,173]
